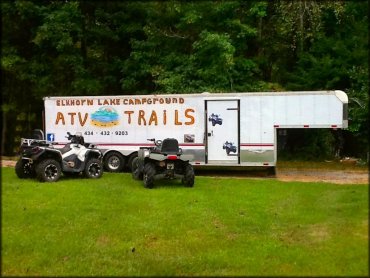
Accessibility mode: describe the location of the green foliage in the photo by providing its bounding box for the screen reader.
[283,2,368,157]
[1,1,368,157]
[279,129,336,161]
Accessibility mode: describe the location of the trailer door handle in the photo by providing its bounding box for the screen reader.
[207,131,213,137]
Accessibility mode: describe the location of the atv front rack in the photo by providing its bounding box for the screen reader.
[21,138,53,147]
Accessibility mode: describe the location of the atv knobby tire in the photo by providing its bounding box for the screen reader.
[84,158,103,179]
[36,159,62,182]
[15,159,34,179]
[132,157,144,180]
[127,153,138,171]
[183,164,195,187]
[143,162,156,189]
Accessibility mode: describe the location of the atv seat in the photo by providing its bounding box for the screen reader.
[32,129,45,140]
[59,144,72,154]
[160,138,180,155]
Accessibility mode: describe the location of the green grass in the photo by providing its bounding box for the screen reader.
[1,167,368,276]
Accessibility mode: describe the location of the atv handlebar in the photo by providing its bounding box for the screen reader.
[66,132,85,145]
[66,132,72,140]
[147,138,162,146]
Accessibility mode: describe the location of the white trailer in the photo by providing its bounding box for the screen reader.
[43,90,348,172]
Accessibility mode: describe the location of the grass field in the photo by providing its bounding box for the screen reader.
[1,167,368,276]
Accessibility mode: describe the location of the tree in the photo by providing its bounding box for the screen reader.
[1,1,367,159]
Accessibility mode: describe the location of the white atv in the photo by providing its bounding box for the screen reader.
[15,130,103,182]
[131,138,195,189]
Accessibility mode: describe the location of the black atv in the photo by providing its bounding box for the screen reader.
[131,138,194,189]
[15,130,103,182]
[208,113,223,126]
[223,141,237,155]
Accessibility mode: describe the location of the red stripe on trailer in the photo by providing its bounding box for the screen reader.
[96,143,205,147]
[304,125,309,128]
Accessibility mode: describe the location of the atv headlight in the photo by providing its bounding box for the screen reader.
[144,149,150,157]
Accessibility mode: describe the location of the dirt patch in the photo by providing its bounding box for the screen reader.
[3,160,368,184]
[276,169,368,184]
[1,160,16,167]
[196,167,368,184]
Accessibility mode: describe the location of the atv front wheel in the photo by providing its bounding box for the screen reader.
[15,159,34,179]
[143,162,155,189]
[84,158,103,179]
[183,164,195,187]
[36,159,61,182]
[132,157,144,180]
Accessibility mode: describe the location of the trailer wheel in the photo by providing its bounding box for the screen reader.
[132,157,144,180]
[104,152,125,172]
[15,159,34,179]
[183,164,194,187]
[36,159,61,182]
[84,158,103,179]
[143,162,155,189]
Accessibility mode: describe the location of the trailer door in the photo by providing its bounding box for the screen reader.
[206,100,239,164]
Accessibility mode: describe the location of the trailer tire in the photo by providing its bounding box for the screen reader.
[183,164,194,187]
[104,152,125,172]
[15,159,34,179]
[36,159,61,182]
[143,162,155,189]
[84,158,103,179]
[132,157,144,180]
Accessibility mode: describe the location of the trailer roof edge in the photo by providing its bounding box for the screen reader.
[334,90,348,103]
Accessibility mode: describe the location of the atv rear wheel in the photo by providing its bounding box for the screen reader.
[15,159,34,179]
[132,157,144,180]
[84,158,103,179]
[183,164,195,187]
[143,162,155,189]
[36,159,61,182]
